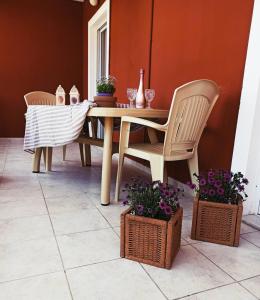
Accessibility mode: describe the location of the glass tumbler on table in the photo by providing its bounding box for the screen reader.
[127,88,137,108]
[145,89,155,108]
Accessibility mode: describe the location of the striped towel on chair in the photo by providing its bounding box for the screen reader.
[24,104,90,150]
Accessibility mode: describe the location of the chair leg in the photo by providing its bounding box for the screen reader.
[79,143,85,167]
[63,145,67,161]
[45,147,52,172]
[150,157,167,182]
[188,150,199,184]
[33,147,42,173]
[84,144,91,166]
[115,153,125,202]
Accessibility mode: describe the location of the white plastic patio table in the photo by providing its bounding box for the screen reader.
[87,107,169,205]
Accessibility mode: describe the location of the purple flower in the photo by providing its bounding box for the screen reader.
[208,177,215,185]
[164,205,173,215]
[214,180,222,188]
[164,191,170,197]
[199,178,207,186]
[159,201,167,209]
[208,170,215,177]
[201,188,208,195]
[122,200,129,206]
[217,188,224,195]
[186,181,196,190]
[242,178,249,185]
[190,183,196,190]
[238,185,245,192]
[136,205,144,214]
[208,189,216,197]
[224,172,231,181]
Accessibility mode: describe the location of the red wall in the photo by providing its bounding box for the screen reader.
[150,0,254,180]
[107,0,254,181]
[0,0,83,137]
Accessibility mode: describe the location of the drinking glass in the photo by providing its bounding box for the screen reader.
[127,88,137,108]
[145,89,155,108]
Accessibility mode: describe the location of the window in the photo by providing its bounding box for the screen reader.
[97,23,108,79]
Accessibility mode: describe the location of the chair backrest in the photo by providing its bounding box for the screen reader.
[163,79,220,157]
[24,91,56,106]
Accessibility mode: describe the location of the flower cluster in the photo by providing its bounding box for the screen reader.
[96,75,116,94]
[187,170,249,205]
[123,178,182,221]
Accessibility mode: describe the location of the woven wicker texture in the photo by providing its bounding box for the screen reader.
[121,207,183,269]
[191,196,243,246]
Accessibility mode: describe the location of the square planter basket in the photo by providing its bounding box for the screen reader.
[120,207,183,269]
[191,195,243,246]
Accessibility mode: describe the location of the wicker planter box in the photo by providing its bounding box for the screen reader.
[191,196,243,246]
[120,207,183,269]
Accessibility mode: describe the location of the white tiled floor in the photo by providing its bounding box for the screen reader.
[0,138,260,300]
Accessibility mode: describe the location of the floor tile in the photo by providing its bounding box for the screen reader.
[67,259,165,300]
[0,272,71,300]
[0,175,40,190]
[57,228,120,269]
[50,209,110,235]
[243,215,260,230]
[182,283,257,300]
[41,183,84,199]
[0,215,53,244]
[181,216,201,245]
[46,193,94,214]
[241,222,259,235]
[0,237,62,282]
[97,204,126,227]
[241,275,260,299]
[193,239,260,280]
[0,198,47,219]
[242,231,260,248]
[143,245,233,299]
[179,197,193,217]
[0,188,44,201]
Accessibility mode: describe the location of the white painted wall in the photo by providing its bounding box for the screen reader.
[232,0,260,214]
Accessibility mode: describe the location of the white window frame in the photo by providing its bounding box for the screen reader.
[97,23,108,78]
[232,0,260,215]
[88,0,110,101]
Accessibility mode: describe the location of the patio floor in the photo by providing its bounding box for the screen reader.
[0,138,260,300]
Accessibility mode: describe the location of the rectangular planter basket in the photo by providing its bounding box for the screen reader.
[191,196,243,246]
[120,207,183,269]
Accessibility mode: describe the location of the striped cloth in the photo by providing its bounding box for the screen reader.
[24,103,90,150]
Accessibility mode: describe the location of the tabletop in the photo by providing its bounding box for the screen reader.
[87,107,169,118]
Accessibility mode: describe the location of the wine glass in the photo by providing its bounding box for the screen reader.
[127,88,137,108]
[145,89,155,109]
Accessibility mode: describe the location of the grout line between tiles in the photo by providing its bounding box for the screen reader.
[37,175,74,300]
[189,243,237,281]
[66,257,122,271]
[0,270,64,286]
[139,264,168,300]
[173,281,257,300]
[54,225,114,238]
[240,235,260,249]
[237,281,259,300]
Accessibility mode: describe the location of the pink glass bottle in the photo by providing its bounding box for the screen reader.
[135,69,145,108]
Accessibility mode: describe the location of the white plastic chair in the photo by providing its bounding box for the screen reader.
[115,79,220,201]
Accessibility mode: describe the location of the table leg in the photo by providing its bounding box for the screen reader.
[33,147,42,173]
[101,117,113,206]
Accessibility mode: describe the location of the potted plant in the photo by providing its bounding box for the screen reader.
[94,76,117,107]
[188,170,248,246]
[120,179,183,269]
